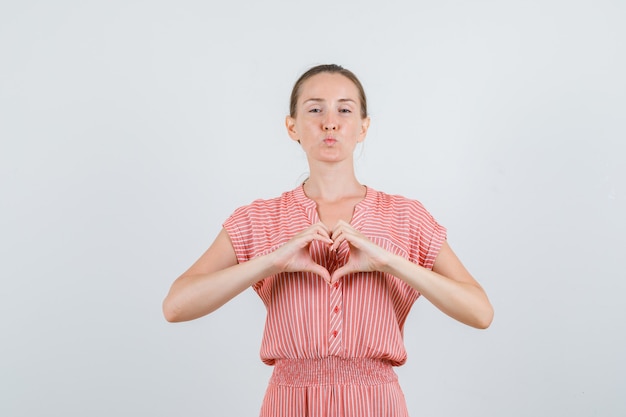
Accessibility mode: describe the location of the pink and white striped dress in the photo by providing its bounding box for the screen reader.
[223,185,446,417]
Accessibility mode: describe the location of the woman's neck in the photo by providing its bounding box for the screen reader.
[303,171,364,204]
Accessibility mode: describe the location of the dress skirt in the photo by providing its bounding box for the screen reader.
[259,357,410,417]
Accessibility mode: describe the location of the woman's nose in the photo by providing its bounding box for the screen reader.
[323,115,338,130]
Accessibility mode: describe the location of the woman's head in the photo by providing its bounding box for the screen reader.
[285,65,370,163]
[289,64,368,119]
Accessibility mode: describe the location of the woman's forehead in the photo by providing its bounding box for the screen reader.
[298,73,360,101]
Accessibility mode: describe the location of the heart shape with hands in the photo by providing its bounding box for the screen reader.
[273,220,391,284]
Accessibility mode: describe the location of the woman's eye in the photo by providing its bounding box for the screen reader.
[308,108,321,113]
[339,108,352,113]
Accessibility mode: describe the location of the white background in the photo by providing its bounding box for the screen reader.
[1,1,625,416]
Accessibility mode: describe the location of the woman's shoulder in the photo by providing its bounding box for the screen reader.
[365,187,445,233]
[230,187,302,216]
[367,187,429,211]
[245,187,300,206]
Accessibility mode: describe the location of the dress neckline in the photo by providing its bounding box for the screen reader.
[293,184,376,228]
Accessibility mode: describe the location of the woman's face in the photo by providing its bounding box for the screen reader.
[286,72,370,164]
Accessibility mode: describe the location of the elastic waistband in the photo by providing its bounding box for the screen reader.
[269,357,397,387]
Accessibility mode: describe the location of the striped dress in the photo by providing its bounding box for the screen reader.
[223,185,446,417]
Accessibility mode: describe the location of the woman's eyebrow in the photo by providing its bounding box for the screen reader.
[302,98,357,104]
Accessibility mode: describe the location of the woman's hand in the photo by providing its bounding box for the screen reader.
[269,222,334,282]
[329,220,392,283]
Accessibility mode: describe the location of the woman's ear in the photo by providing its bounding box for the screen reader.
[285,115,300,143]
[358,116,371,142]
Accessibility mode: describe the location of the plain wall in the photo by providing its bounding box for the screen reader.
[1,1,624,416]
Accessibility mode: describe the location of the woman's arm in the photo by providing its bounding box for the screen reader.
[382,241,494,329]
[330,221,494,329]
[163,224,335,322]
[162,229,271,322]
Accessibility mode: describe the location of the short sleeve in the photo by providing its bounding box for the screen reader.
[407,200,447,270]
[223,205,255,264]
[222,198,290,265]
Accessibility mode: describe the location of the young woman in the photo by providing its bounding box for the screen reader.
[163,64,493,416]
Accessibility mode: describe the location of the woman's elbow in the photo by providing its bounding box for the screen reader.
[162,297,184,323]
[473,305,494,329]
